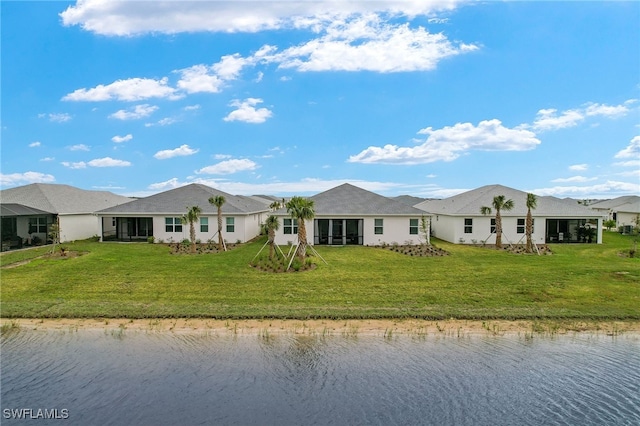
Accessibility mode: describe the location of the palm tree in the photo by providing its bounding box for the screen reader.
[181,206,202,253]
[480,195,515,249]
[269,201,281,211]
[286,196,315,260]
[525,193,537,253]
[265,215,280,260]
[208,195,226,251]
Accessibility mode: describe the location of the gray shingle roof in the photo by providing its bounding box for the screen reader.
[97,183,269,215]
[414,184,601,217]
[0,203,53,217]
[590,196,640,213]
[276,183,426,216]
[0,183,132,214]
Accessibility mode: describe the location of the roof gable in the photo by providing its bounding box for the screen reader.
[304,183,425,216]
[415,184,600,217]
[0,183,132,214]
[97,183,269,215]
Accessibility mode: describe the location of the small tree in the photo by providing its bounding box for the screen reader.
[48,217,61,255]
[603,219,617,231]
[265,215,280,260]
[181,206,202,253]
[525,193,537,253]
[286,196,315,260]
[208,195,226,251]
[420,215,431,246]
[269,201,281,211]
[480,195,515,249]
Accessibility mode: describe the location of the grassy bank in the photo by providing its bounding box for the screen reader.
[1,232,638,320]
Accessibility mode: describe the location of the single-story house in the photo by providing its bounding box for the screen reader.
[590,196,640,232]
[414,184,603,245]
[95,183,270,243]
[273,183,429,247]
[0,183,132,245]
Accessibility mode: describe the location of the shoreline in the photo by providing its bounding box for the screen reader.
[3,318,640,337]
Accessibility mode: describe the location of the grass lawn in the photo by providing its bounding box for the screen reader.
[1,232,638,320]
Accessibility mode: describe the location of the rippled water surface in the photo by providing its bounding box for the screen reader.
[1,329,639,425]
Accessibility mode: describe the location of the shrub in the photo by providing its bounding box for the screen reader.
[147,236,155,244]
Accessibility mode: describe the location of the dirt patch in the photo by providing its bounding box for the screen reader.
[1,250,87,269]
[4,318,640,338]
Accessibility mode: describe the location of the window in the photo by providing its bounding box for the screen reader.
[374,218,383,235]
[200,217,209,233]
[165,217,183,233]
[409,218,419,235]
[464,218,473,234]
[112,218,116,227]
[283,218,298,234]
[28,217,47,233]
[518,218,534,234]
[226,217,235,233]
[490,218,496,234]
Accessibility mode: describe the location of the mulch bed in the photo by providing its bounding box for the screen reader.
[378,244,450,257]
[169,242,240,255]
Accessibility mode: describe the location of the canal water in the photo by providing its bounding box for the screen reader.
[1,329,639,425]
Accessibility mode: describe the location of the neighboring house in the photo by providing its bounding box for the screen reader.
[0,183,132,244]
[414,184,603,245]
[96,183,270,243]
[590,196,640,231]
[273,183,429,246]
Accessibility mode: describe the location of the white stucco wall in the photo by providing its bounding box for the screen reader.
[58,214,102,242]
[273,216,426,246]
[148,214,262,244]
[616,211,639,229]
[431,215,601,244]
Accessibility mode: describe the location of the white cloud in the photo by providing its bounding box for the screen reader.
[533,181,640,198]
[196,159,258,175]
[569,164,588,172]
[153,144,199,160]
[184,104,201,111]
[61,161,87,169]
[63,77,180,102]
[223,98,273,124]
[148,177,183,191]
[60,1,462,36]
[584,102,629,118]
[1,171,55,186]
[349,119,540,164]
[87,157,131,167]
[269,15,479,73]
[614,136,640,159]
[29,141,41,148]
[145,117,179,127]
[39,113,72,123]
[176,64,224,94]
[68,144,90,151]
[531,108,584,131]
[214,154,233,160]
[112,134,133,143]
[531,101,632,132]
[110,104,159,120]
[39,157,55,162]
[551,176,597,183]
[614,160,640,168]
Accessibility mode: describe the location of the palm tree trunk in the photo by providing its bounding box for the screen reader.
[297,220,307,260]
[495,210,502,249]
[268,229,275,260]
[525,209,533,253]
[190,222,196,253]
[217,209,223,251]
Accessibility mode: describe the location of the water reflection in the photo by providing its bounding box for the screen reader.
[1,330,639,425]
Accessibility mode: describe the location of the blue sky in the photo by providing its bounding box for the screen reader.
[2,1,639,199]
